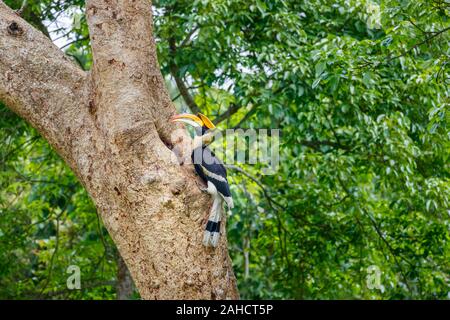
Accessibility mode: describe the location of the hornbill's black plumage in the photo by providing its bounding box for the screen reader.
[171,113,233,247]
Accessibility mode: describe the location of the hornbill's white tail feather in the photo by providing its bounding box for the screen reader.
[223,196,234,209]
[203,194,223,247]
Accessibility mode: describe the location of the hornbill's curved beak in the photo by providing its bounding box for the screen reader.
[170,113,216,130]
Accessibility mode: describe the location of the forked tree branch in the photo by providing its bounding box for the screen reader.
[0,0,239,299]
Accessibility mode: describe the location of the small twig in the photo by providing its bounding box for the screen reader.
[96,210,110,259]
[233,105,257,129]
[60,36,89,50]
[0,135,39,165]
[179,26,199,48]
[407,19,428,35]
[16,0,27,16]
[225,164,285,210]
[237,168,291,272]
[336,175,413,293]
[171,92,182,102]
[387,26,450,62]
[168,37,201,114]
[39,211,62,295]
[361,26,450,70]
[357,25,450,72]
[214,103,241,125]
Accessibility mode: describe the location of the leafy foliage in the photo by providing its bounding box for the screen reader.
[0,104,120,299]
[0,0,449,299]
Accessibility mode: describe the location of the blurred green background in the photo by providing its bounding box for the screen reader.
[0,0,449,299]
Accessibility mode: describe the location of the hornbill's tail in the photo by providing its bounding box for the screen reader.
[203,195,223,247]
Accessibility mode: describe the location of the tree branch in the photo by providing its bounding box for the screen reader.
[358,25,450,69]
[16,0,26,15]
[179,26,199,48]
[225,164,285,210]
[214,103,241,125]
[233,105,257,129]
[59,35,89,49]
[0,1,91,169]
[386,26,450,63]
[336,175,413,292]
[84,0,238,299]
[168,37,201,114]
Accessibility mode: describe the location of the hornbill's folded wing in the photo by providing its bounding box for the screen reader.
[195,147,233,207]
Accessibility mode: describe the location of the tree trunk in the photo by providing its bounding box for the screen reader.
[0,0,239,299]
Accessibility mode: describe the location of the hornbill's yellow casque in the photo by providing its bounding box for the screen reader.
[171,113,233,247]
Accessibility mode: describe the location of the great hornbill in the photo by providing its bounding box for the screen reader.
[171,113,233,247]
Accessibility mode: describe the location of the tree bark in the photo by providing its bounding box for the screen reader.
[0,0,238,299]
